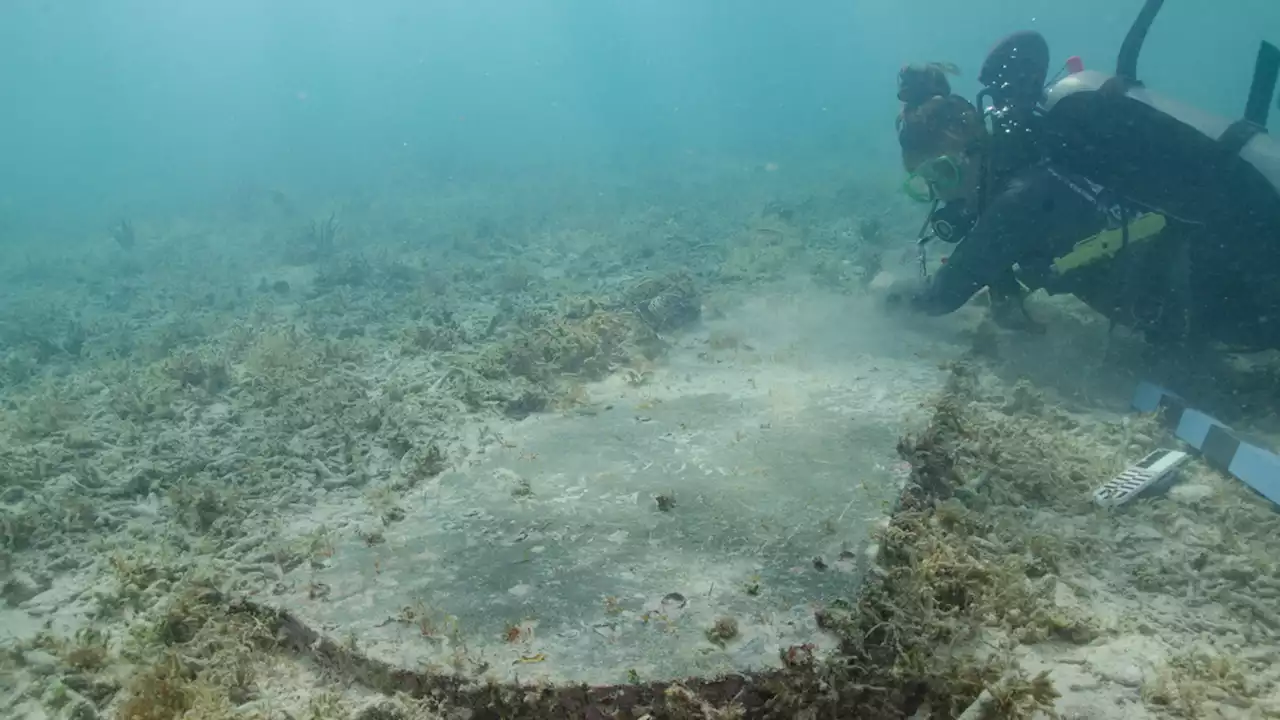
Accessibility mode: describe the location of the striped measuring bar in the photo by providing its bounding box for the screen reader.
[1132,381,1280,506]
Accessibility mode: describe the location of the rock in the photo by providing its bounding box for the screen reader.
[1168,482,1215,505]
[22,649,60,676]
[1126,524,1165,542]
[61,696,99,717]
[1096,662,1144,688]
[3,570,49,607]
[235,563,281,581]
[1243,647,1279,664]
[63,673,120,706]
[63,428,103,450]
[867,270,897,291]
[353,699,406,720]
[321,473,366,491]
[0,486,26,503]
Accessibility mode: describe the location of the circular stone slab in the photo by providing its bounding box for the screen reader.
[259,296,958,686]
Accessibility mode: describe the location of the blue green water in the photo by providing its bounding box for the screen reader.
[0,2,1278,717]
[1,1,1274,238]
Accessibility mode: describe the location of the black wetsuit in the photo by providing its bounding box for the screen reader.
[911,161,1280,350]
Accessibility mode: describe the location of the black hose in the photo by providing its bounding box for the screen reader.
[1244,41,1279,128]
[1116,0,1167,82]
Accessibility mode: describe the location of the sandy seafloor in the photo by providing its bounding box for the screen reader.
[3,169,1280,719]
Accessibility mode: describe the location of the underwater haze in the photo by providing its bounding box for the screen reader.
[4,1,1280,719]
[1,0,1274,233]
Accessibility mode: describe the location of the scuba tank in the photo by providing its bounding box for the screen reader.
[972,1,1280,349]
[979,0,1280,233]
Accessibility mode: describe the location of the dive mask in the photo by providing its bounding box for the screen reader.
[902,155,962,203]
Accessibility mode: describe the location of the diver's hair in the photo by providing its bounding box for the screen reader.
[897,63,952,109]
[897,94,986,162]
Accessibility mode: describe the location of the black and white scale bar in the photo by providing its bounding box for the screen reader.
[1132,381,1280,507]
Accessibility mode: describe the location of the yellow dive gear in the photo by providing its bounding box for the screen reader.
[1051,212,1167,275]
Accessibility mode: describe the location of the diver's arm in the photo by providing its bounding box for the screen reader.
[909,181,1040,315]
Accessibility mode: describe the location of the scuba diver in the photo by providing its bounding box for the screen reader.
[883,0,1280,354]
